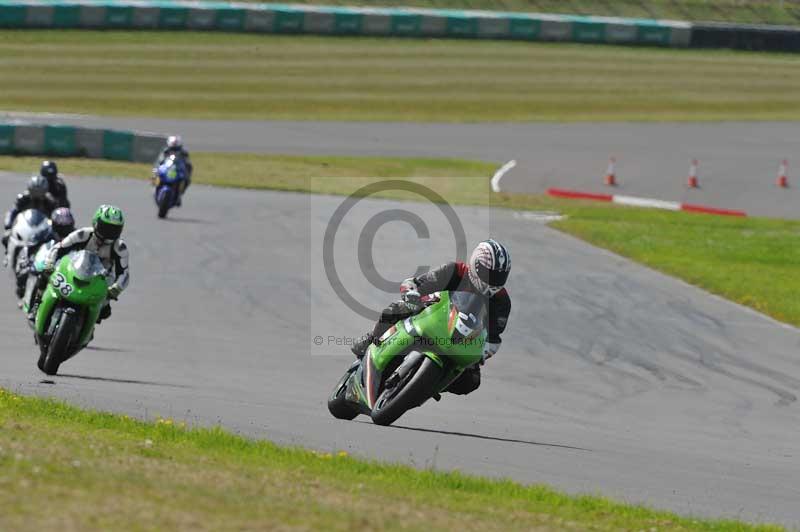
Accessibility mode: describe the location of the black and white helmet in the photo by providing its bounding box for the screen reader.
[467,239,511,297]
[40,160,58,182]
[51,207,75,240]
[28,175,49,199]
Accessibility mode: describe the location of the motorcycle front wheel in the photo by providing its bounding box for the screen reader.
[157,187,172,219]
[371,356,442,427]
[42,310,77,375]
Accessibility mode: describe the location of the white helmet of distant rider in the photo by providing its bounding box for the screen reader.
[467,239,511,297]
[166,135,183,150]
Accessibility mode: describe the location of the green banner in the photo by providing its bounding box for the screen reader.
[44,125,77,156]
[216,7,246,31]
[159,6,188,28]
[103,130,135,161]
[446,15,478,38]
[573,21,606,43]
[639,25,672,45]
[0,4,26,27]
[52,4,81,27]
[0,125,14,155]
[106,5,134,27]
[391,14,421,36]
[274,10,303,33]
[509,18,540,40]
[334,12,361,35]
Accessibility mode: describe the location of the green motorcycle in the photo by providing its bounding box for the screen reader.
[34,250,109,375]
[328,290,486,426]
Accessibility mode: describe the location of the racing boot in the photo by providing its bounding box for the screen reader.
[443,365,481,395]
[176,180,187,207]
[351,332,375,359]
[96,303,112,324]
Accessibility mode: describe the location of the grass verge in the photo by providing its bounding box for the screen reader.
[2,31,800,122]
[505,194,800,327]
[0,154,497,194]
[0,387,782,531]
[3,154,799,327]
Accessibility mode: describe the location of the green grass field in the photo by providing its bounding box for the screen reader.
[0,154,496,194]
[272,0,800,25]
[2,31,800,122]
[0,388,782,531]
[4,154,799,327]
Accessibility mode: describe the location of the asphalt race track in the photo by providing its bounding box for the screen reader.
[5,113,800,218]
[2,171,800,526]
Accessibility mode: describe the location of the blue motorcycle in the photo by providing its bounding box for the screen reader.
[153,155,188,219]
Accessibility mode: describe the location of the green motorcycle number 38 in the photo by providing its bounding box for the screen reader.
[52,273,74,297]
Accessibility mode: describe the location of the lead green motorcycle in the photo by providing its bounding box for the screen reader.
[328,290,486,426]
[34,250,109,375]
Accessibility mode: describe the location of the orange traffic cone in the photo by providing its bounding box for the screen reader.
[777,159,789,188]
[687,159,699,188]
[604,157,617,186]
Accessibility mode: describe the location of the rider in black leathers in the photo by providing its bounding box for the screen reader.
[39,160,70,208]
[2,176,57,250]
[351,239,512,396]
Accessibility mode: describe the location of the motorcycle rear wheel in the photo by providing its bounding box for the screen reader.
[328,368,359,420]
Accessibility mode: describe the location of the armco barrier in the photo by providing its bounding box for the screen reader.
[690,22,800,52]
[0,122,166,163]
[2,1,796,50]
[0,1,693,47]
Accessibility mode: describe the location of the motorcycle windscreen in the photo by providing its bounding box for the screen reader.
[15,210,51,244]
[70,251,107,281]
[33,241,55,272]
[449,291,488,343]
[22,209,48,227]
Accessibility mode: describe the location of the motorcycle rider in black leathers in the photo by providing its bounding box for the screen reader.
[2,176,57,250]
[39,160,70,208]
[351,239,512,396]
[154,135,192,205]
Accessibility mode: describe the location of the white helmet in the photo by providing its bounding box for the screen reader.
[166,135,183,149]
[467,239,511,297]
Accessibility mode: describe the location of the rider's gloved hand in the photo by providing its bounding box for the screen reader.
[401,289,422,312]
[402,289,421,305]
[482,342,500,364]
[108,284,122,300]
[42,257,56,275]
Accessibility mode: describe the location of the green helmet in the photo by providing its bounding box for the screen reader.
[92,205,124,242]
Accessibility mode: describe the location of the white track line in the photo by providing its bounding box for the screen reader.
[612,195,681,211]
[490,159,517,193]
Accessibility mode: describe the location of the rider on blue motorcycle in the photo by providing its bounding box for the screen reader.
[352,239,512,396]
[154,135,192,205]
